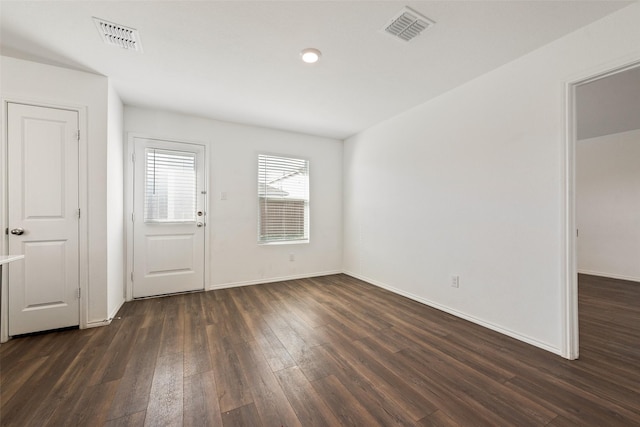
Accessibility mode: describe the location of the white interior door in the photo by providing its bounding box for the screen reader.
[7,103,80,336]
[133,138,205,298]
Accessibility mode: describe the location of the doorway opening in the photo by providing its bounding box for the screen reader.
[565,61,640,359]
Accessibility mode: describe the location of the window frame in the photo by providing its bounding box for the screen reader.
[143,147,199,224]
[257,153,310,245]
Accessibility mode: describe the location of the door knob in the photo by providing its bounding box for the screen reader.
[196,222,204,228]
[10,228,25,235]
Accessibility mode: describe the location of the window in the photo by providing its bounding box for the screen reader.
[144,148,197,222]
[258,154,309,243]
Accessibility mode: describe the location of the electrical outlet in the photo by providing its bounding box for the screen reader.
[289,254,295,262]
[451,275,459,288]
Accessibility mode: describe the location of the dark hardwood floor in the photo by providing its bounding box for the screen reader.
[1,273,639,426]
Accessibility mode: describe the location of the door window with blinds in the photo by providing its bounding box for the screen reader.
[258,154,309,243]
[144,148,197,222]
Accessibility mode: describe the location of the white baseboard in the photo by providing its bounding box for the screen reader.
[342,270,562,357]
[108,298,126,320]
[85,298,125,329]
[85,319,112,328]
[208,270,343,291]
[578,269,640,283]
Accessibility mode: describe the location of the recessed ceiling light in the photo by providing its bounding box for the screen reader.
[300,48,321,64]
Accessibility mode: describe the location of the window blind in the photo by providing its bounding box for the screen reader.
[258,154,309,242]
[144,148,197,222]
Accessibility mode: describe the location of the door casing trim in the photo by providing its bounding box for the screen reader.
[561,55,640,359]
[125,133,210,301]
[1,97,88,342]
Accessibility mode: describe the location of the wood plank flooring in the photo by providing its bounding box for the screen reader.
[1,273,638,426]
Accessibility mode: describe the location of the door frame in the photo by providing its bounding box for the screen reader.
[1,97,89,342]
[125,133,209,301]
[562,56,640,360]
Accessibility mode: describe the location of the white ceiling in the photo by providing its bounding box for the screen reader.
[577,66,640,140]
[0,1,633,139]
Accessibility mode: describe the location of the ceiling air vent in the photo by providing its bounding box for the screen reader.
[93,17,143,52]
[383,7,435,42]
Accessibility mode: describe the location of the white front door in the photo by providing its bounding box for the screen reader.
[7,103,80,335]
[133,137,206,298]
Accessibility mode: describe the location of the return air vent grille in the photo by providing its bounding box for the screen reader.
[383,7,435,42]
[93,17,142,52]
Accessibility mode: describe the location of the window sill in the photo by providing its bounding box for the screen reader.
[258,240,309,246]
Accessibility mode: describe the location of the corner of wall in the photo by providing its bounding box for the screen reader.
[106,81,126,317]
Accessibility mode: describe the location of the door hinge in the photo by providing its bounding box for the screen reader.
[76,130,80,141]
[76,288,81,299]
[77,208,81,219]
[131,272,134,282]
[131,212,135,222]
[132,153,136,162]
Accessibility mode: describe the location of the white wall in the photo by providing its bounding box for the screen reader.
[107,83,125,317]
[1,55,110,326]
[124,106,342,289]
[343,3,640,355]
[577,129,640,282]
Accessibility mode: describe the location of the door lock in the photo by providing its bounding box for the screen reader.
[10,228,25,235]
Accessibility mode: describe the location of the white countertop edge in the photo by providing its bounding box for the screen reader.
[0,255,25,266]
